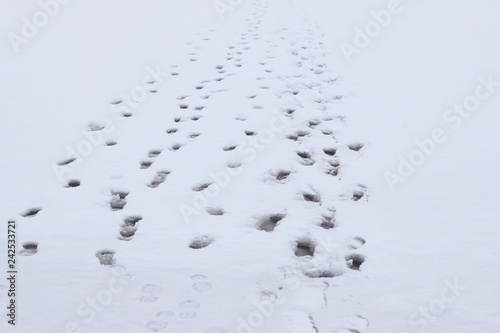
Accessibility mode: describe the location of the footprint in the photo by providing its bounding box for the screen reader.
[141,284,163,303]
[323,148,337,156]
[205,207,225,216]
[141,160,154,169]
[294,237,316,257]
[110,190,129,210]
[123,215,142,227]
[170,143,184,151]
[188,133,201,138]
[222,145,237,151]
[244,130,256,136]
[191,275,212,292]
[87,122,106,131]
[119,225,137,241]
[283,108,296,117]
[105,140,117,146]
[347,142,364,152]
[348,237,366,250]
[57,157,76,166]
[352,184,368,201]
[20,207,42,217]
[227,161,242,169]
[308,119,321,128]
[256,213,286,232]
[95,249,116,266]
[346,254,365,271]
[297,151,315,166]
[320,213,335,229]
[325,160,340,176]
[65,179,81,188]
[148,149,163,158]
[267,169,291,183]
[303,191,321,204]
[192,182,213,192]
[148,171,171,188]
[166,128,178,134]
[189,236,214,249]
[119,216,141,240]
[18,242,38,256]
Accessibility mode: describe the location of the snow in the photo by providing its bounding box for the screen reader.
[1,0,499,332]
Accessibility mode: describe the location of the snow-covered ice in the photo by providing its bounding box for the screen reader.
[1,0,499,332]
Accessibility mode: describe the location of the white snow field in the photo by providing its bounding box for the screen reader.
[1,0,499,332]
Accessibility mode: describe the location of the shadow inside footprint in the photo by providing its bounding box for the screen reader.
[206,207,225,216]
[323,148,337,156]
[21,207,42,217]
[96,249,116,266]
[297,151,315,165]
[346,254,365,271]
[320,214,335,229]
[18,242,38,256]
[256,213,285,232]
[110,196,127,211]
[303,192,321,203]
[141,160,154,169]
[149,149,163,158]
[294,238,316,257]
[148,171,171,188]
[189,236,213,249]
[57,157,76,166]
[166,128,178,134]
[222,145,237,151]
[192,182,213,192]
[119,225,137,240]
[65,179,81,188]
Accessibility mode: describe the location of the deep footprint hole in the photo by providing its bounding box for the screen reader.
[294,238,316,257]
[346,254,365,271]
[189,236,214,249]
[256,213,286,232]
[66,179,81,188]
[21,207,42,217]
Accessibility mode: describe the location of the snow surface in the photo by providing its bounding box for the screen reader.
[1,0,499,332]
